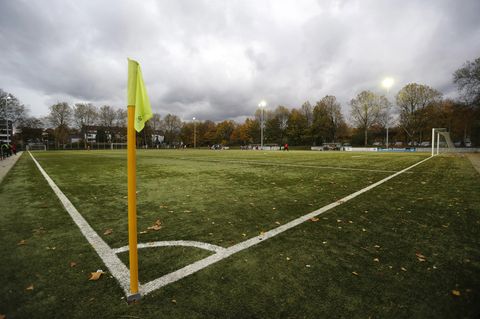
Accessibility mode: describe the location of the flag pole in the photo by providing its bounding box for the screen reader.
[127,104,141,302]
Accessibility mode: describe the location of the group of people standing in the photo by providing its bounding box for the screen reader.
[1,143,16,160]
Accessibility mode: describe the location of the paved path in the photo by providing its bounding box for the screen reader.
[0,152,22,184]
[467,153,480,175]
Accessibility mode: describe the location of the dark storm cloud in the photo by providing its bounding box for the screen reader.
[0,0,479,120]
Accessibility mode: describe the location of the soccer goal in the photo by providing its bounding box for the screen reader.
[26,143,47,151]
[431,128,455,155]
[111,143,127,150]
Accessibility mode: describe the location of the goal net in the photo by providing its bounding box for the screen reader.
[111,143,127,150]
[26,143,47,151]
[431,128,455,155]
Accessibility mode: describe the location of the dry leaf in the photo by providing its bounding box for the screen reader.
[70,261,77,268]
[183,210,191,213]
[275,221,281,225]
[89,270,105,281]
[306,264,311,268]
[242,233,246,237]
[401,267,407,272]
[259,231,265,236]
[336,219,342,223]
[374,245,381,248]
[310,217,319,222]
[26,284,34,290]
[286,257,291,261]
[348,220,353,224]
[362,228,367,232]
[17,239,27,246]
[147,219,162,231]
[352,271,359,276]
[103,229,113,235]
[451,290,461,296]
[171,299,177,304]
[373,258,380,262]
[415,252,427,262]
[139,230,148,234]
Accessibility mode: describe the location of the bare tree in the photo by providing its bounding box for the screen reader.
[73,103,97,148]
[161,113,182,144]
[350,91,386,145]
[396,83,442,143]
[48,102,72,148]
[454,57,480,105]
[0,89,27,131]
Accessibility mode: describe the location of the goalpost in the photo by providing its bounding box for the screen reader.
[26,143,47,151]
[431,128,455,156]
[111,143,128,150]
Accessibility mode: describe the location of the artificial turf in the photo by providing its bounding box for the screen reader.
[0,150,479,318]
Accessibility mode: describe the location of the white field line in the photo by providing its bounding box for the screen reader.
[139,155,433,295]
[28,152,131,295]
[174,156,402,173]
[113,240,226,254]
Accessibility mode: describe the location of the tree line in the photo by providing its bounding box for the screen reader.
[2,56,479,149]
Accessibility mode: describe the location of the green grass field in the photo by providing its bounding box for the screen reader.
[1,150,479,318]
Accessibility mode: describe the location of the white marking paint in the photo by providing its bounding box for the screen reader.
[113,240,226,254]
[29,151,432,298]
[174,156,401,173]
[29,152,131,295]
[139,155,433,295]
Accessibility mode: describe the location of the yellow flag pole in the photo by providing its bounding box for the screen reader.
[127,104,140,302]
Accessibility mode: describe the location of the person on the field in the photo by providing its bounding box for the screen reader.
[11,143,16,155]
[284,143,289,151]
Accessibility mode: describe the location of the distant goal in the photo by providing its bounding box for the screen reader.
[431,128,455,155]
[111,143,127,150]
[26,143,47,151]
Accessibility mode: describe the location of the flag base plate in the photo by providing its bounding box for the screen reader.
[127,293,141,303]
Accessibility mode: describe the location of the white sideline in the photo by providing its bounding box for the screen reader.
[176,156,401,173]
[113,240,226,254]
[29,151,433,297]
[29,152,131,295]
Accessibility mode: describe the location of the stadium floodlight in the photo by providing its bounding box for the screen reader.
[3,95,12,144]
[193,117,196,149]
[258,101,267,149]
[381,77,394,148]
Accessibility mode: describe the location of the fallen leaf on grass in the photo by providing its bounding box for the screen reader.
[373,258,380,262]
[374,245,381,248]
[183,210,192,213]
[17,240,27,246]
[242,233,246,237]
[275,221,281,225]
[25,284,34,291]
[310,217,319,222]
[103,229,113,235]
[286,257,291,261]
[416,252,427,262]
[139,230,148,234]
[171,299,177,304]
[147,220,162,231]
[401,267,407,272]
[451,290,461,296]
[70,261,77,268]
[352,271,359,276]
[89,270,105,281]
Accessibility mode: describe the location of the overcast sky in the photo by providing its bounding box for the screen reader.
[1,0,479,122]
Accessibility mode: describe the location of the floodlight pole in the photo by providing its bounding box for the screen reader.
[386,87,389,148]
[4,95,11,144]
[259,101,266,150]
[193,117,196,149]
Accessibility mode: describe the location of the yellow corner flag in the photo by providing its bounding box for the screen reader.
[128,58,152,132]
